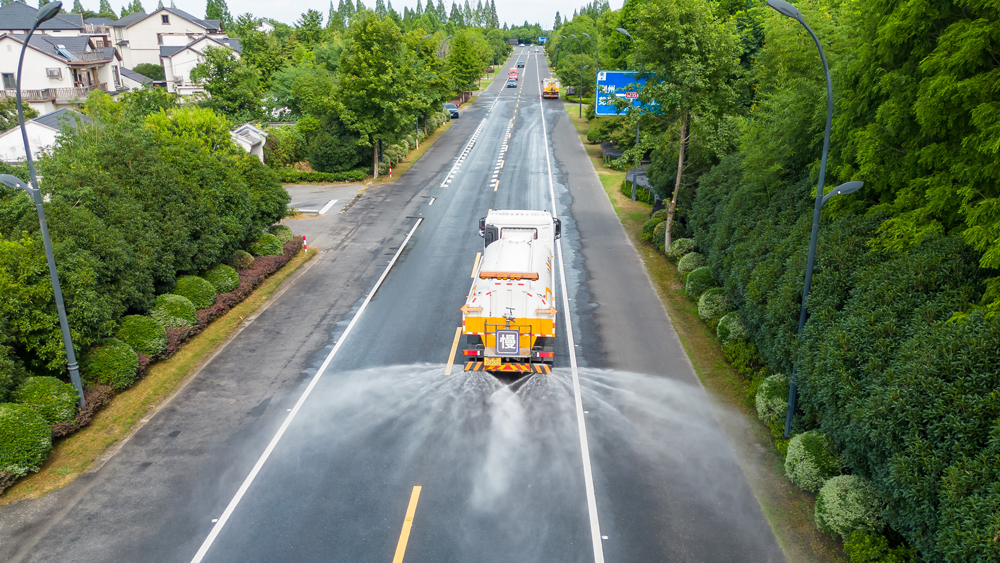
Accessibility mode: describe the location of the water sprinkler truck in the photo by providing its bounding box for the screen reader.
[462,210,560,376]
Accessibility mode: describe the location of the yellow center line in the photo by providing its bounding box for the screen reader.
[444,326,462,376]
[391,486,423,563]
[501,159,505,168]
[494,181,499,192]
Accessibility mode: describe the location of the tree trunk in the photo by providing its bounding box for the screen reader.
[373,141,379,180]
[664,111,688,250]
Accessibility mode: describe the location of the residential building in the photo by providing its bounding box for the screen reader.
[0,1,84,36]
[161,34,241,96]
[230,123,267,163]
[0,32,122,114]
[0,108,92,163]
[119,67,153,90]
[109,8,226,69]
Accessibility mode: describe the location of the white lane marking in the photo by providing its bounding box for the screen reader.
[440,118,487,188]
[535,51,606,563]
[188,218,425,563]
[428,197,436,206]
[318,199,339,215]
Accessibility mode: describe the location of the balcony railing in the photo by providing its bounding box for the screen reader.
[0,83,109,104]
[67,51,111,63]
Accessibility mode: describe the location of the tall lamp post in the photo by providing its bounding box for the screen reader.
[766,0,862,439]
[4,1,85,408]
[569,34,585,117]
[615,27,644,183]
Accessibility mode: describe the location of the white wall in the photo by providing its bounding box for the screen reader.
[118,10,209,69]
[164,38,233,94]
[1,37,75,91]
[0,122,57,163]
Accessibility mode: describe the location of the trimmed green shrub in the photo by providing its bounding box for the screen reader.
[652,209,669,220]
[620,179,656,205]
[275,167,367,183]
[666,238,697,262]
[843,530,917,563]
[151,294,197,328]
[173,276,216,309]
[653,222,667,252]
[685,266,715,298]
[248,233,283,257]
[815,475,885,539]
[228,250,254,270]
[716,312,747,344]
[13,377,78,424]
[755,373,789,433]
[266,224,294,244]
[81,338,140,390]
[0,403,52,477]
[640,218,663,243]
[698,287,730,323]
[677,252,706,277]
[203,264,239,293]
[785,430,841,492]
[116,315,167,356]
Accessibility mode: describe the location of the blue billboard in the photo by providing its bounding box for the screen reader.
[595,71,648,117]
[538,36,546,44]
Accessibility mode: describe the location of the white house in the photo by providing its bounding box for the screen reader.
[0,108,91,163]
[109,8,227,69]
[161,34,241,96]
[230,123,267,163]
[0,32,123,114]
[0,1,84,37]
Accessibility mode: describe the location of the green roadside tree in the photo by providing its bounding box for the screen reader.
[634,0,739,248]
[334,10,418,178]
[229,13,286,89]
[0,99,38,133]
[132,63,165,81]
[447,29,484,97]
[190,46,264,121]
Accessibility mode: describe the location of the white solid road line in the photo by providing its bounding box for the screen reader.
[318,199,339,215]
[189,218,425,563]
[535,51,606,563]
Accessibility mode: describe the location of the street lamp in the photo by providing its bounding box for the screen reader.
[5,1,85,408]
[615,27,644,174]
[0,174,86,408]
[766,0,861,439]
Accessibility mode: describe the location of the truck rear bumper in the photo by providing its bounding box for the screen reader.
[464,361,551,374]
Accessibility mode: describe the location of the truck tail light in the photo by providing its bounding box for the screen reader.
[536,352,554,358]
[463,349,482,356]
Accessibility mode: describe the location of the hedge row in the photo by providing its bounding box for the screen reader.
[0,235,303,495]
[276,168,368,184]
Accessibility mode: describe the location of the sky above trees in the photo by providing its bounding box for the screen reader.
[147,0,624,29]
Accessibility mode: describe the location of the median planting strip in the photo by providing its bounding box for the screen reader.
[0,243,319,506]
[562,105,845,563]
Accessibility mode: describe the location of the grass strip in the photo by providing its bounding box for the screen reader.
[563,105,846,563]
[0,248,319,506]
[374,120,454,184]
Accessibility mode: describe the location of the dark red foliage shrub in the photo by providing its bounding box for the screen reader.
[50,384,116,438]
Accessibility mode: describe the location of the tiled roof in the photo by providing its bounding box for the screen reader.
[32,109,93,131]
[159,45,185,57]
[13,34,92,62]
[0,2,83,30]
[113,11,148,27]
[84,17,116,25]
[120,67,152,84]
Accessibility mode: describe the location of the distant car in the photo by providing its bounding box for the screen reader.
[534,48,540,53]
[507,78,517,88]
[443,103,459,118]
[518,43,524,47]
[516,61,525,68]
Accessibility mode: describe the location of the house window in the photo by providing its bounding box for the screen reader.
[162,14,170,24]
[46,68,63,80]
[2,73,15,89]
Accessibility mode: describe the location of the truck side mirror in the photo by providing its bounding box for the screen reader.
[478,217,486,237]
[553,218,562,240]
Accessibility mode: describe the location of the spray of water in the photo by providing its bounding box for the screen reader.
[229,365,779,562]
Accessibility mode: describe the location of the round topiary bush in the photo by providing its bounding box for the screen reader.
[815,475,885,539]
[13,377,78,424]
[640,218,663,244]
[698,287,731,322]
[716,312,748,344]
[755,373,789,430]
[173,276,216,309]
[228,249,255,270]
[677,251,706,276]
[785,430,842,493]
[653,222,667,252]
[666,238,697,263]
[685,266,715,298]
[203,264,240,293]
[266,224,294,244]
[151,293,197,329]
[652,209,669,220]
[248,232,283,256]
[116,315,167,357]
[81,338,140,390]
[0,403,52,477]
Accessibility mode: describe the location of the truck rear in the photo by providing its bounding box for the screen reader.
[542,78,560,99]
[462,210,561,377]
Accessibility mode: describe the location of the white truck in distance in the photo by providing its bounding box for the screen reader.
[461,210,561,376]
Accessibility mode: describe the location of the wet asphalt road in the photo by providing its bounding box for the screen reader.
[0,48,784,563]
